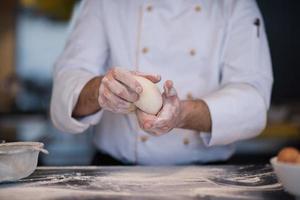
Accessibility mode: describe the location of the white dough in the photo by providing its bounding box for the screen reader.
[134,76,163,115]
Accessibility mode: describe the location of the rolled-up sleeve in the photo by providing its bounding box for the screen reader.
[50,0,108,134]
[202,0,273,146]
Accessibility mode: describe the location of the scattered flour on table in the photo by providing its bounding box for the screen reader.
[0,166,282,200]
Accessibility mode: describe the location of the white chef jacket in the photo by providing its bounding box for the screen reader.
[50,0,273,165]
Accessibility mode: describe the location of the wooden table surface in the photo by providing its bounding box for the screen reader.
[0,165,295,200]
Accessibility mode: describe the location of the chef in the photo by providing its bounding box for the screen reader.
[50,0,273,165]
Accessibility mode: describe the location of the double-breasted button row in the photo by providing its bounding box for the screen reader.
[139,135,190,146]
[145,5,201,13]
[141,47,197,56]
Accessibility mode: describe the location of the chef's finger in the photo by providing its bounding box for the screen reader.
[163,80,177,97]
[112,68,143,94]
[109,100,136,114]
[98,85,109,106]
[146,127,168,136]
[143,129,159,136]
[102,76,139,103]
[102,86,135,112]
[151,119,169,130]
[131,71,161,83]
[136,109,157,129]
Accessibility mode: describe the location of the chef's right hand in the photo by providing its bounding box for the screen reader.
[98,67,161,114]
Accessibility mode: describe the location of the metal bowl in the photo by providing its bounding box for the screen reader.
[0,142,48,183]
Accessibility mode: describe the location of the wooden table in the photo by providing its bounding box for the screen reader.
[0,165,295,200]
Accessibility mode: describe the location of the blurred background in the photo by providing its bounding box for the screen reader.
[0,0,299,165]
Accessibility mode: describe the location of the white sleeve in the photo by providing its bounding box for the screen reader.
[201,0,273,146]
[50,0,108,134]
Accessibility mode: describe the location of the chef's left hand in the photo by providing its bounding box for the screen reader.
[136,80,182,135]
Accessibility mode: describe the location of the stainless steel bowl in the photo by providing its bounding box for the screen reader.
[0,142,48,182]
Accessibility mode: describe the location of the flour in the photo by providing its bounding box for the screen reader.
[226,176,261,183]
[0,166,283,200]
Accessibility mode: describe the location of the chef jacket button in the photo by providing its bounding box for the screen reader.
[183,138,190,145]
[142,47,149,54]
[189,49,196,56]
[140,135,149,143]
[146,5,153,12]
[186,92,193,100]
[195,5,201,12]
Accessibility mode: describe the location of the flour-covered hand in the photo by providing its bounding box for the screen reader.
[136,80,182,135]
[98,67,160,114]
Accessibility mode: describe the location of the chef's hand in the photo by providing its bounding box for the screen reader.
[136,80,182,135]
[99,67,161,114]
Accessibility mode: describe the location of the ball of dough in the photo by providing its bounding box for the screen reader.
[134,76,162,115]
[277,147,299,163]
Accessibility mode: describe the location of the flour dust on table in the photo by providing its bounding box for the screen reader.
[0,165,290,200]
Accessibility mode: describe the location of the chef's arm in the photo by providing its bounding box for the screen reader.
[178,99,212,133]
[50,0,108,133]
[194,0,273,146]
[72,76,102,118]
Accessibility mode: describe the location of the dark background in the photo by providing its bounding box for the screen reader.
[257,0,300,104]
